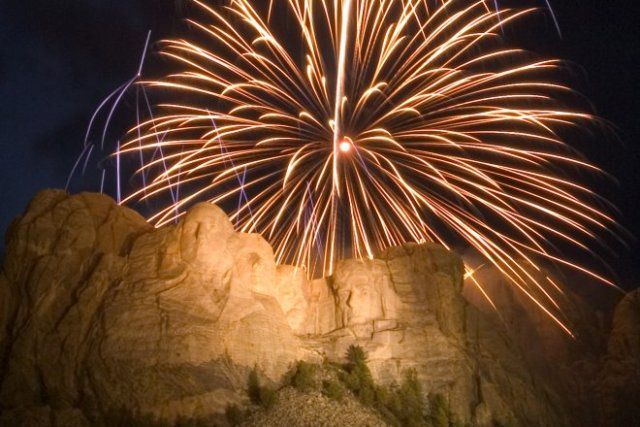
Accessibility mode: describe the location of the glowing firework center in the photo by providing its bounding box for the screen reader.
[339,137,353,154]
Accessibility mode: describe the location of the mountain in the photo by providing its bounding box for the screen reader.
[0,190,637,426]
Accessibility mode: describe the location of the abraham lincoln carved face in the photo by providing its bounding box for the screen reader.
[332,260,400,326]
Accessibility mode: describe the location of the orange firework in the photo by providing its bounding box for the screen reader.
[117,0,618,334]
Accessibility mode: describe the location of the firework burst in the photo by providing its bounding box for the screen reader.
[107,0,618,334]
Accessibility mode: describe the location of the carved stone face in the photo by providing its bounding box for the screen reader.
[334,260,385,326]
[228,233,277,296]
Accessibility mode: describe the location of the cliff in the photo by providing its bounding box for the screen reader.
[0,190,637,426]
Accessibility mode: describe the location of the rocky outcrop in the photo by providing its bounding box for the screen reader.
[0,190,304,424]
[462,260,612,425]
[302,245,569,426]
[0,189,632,426]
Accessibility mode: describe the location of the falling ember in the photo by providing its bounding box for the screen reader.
[114,0,621,334]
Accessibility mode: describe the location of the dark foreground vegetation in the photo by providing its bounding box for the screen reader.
[227,345,468,427]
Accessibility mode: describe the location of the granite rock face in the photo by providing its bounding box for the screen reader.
[461,260,612,424]
[0,190,303,424]
[0,190,633,426]
[302,245,568,426]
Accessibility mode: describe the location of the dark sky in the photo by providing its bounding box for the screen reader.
[1,0,639,287]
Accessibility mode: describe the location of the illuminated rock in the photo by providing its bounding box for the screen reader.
[0,190,303,424]
[274,265,310,334]
[0,189,617,426]
[308,244,569,426]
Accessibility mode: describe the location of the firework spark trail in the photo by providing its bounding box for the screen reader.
[113,0,620,334]
[68,31,164,197]
[329,0,355,273]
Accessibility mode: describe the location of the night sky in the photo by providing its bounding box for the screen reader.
[1,0,639,288]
